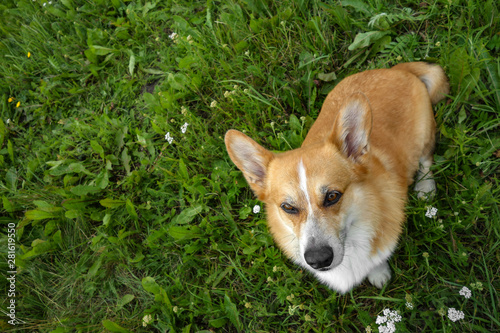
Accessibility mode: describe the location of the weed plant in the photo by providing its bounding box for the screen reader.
[0,0,499,332]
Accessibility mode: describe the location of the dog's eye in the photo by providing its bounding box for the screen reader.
[280,203,298,214]
[324,191,342,207]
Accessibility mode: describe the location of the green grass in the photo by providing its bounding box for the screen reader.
[0,0,499,331]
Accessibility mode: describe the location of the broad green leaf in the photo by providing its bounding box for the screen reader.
[129,252,145,263]
[25,209,60,220]
[7,140,14,162]
[70,185,101,196]
[3,196,14,213]
[87,255,103,278]
[92,46,116,56]
[348,31,389,51]
[121,148,131,175]
[117,294,135,310]
[126,199,138,220]
[100,198,126,208]
[90,140,104,158]
[53,230,62,244]
[62,198,91,210]
[142,277,161,295]
[167,225,202,240]
[224,294,242,331]
[178,158,189,179]
[317,71,337,82]
[102,319,129,333]
[95,169,109,189]
[172,205,203,224]
[128,53,136,76]
[209,318,228,328]
[65,210,79,219]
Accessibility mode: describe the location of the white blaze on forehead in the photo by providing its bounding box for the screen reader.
[298,159,313,214]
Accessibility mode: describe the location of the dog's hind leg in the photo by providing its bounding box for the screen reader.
[414,152,436,199]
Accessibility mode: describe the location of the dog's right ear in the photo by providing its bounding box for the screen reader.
[224,130,274,200]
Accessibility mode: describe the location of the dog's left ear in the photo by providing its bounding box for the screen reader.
[331,93,372,162]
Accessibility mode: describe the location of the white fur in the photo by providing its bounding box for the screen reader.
[414,157,436,199]
[308,216,395,293]
[298,160,313,214]
[295,188,396,294]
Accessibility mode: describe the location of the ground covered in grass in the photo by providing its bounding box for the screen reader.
[0,0,499,332]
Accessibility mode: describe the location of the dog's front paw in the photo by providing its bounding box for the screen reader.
[414,178,436,199]
[368,261,391,289]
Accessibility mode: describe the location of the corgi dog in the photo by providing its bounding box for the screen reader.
[225,62,449,294]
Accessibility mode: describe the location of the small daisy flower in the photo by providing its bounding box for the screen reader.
[425,206,438,218]
[253,205,260,214]
[180,122,189,134]
[165,132,174,144]
[210,100,217,108]
[459,286,472,299]
[447,308,464,322]
[142,314,153,327]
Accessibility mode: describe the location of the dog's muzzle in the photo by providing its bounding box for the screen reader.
[304,245,334,271]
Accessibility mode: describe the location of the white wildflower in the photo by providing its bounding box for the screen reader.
[165,132,173,144]
[459,286,472,299]
[142,314,153,327]
[425,206,438,218]
[180,106,188,115]
[169,32,178,40]
[210,100,217,108]
[224,90,231,98]
[376,308,401,333]
[405,302,414,310]
[253,205,261,214]
[447,308,464,322]
[180,122,189,134]
[245,50,250,56]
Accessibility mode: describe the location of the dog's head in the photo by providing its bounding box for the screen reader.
[225,95,374,273]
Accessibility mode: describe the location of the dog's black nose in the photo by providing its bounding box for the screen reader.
[304,246,334,270]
